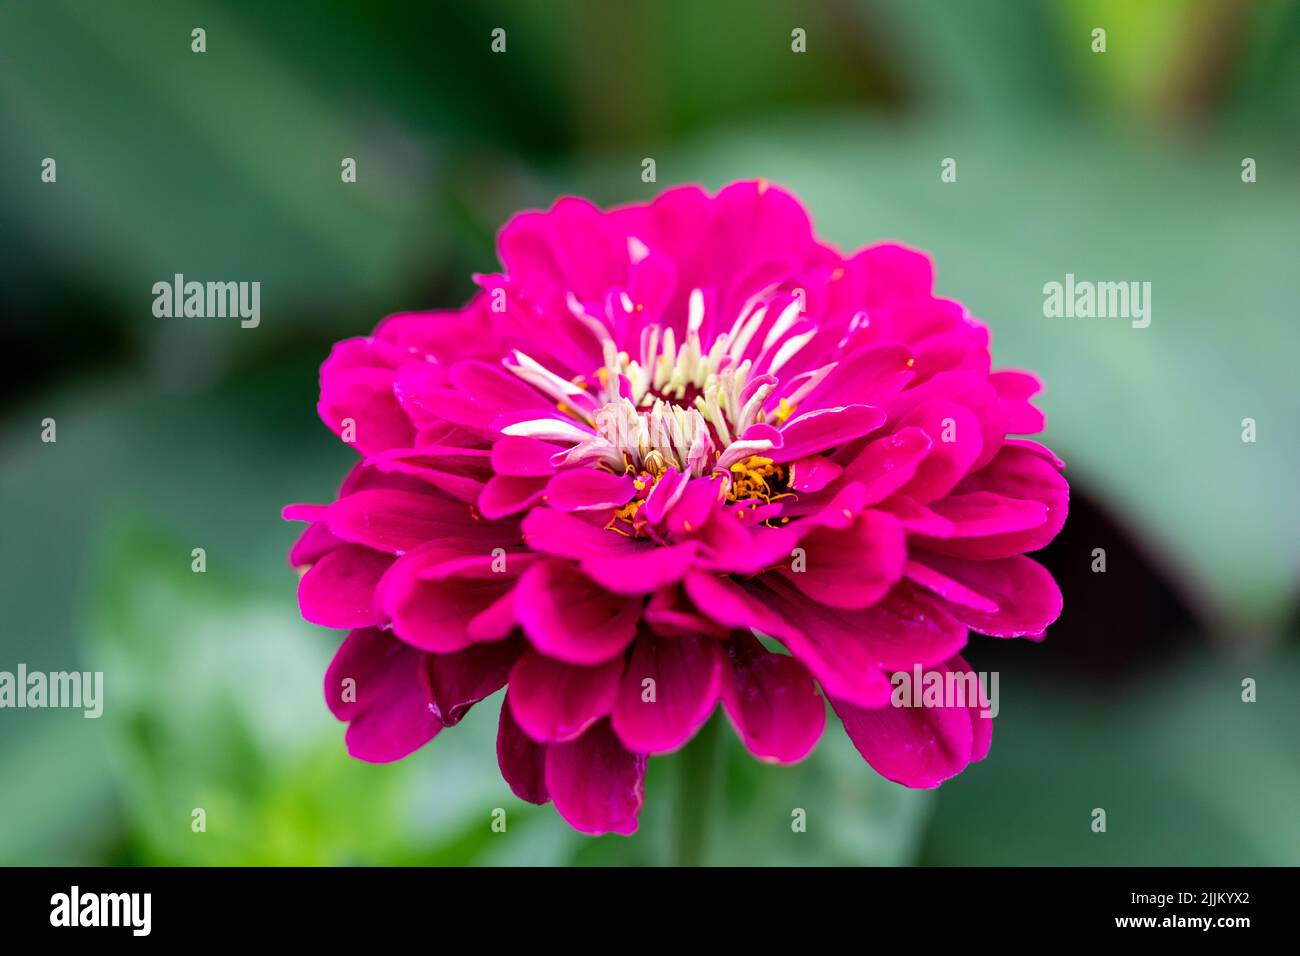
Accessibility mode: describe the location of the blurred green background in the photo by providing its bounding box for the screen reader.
[1,0,1297,866]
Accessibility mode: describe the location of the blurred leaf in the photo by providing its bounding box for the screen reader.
[920,648,1300,865]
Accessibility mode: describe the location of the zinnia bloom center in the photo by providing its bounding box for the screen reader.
[506,288,805,537]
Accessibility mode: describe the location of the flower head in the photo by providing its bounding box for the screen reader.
[286,181,1067,835]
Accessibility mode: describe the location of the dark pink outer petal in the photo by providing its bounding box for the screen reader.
[893,400,983,503]
[780,509,906,609]
[914,552,1063,638]
[611,629,721,755]
[514,558,641,664]
[324,627,440,763]
[383,556,516,653]
[544,719,646,836]
[746,580,896,708]
[507,648,622,743]
[318,363,415,456]
[325,488,474,554]
[920,443,1068,560]
[837,427,930,505]
[497,694,549,805]
[425,637,523,726]
[298,545,392,629]
[544,469,636,511]
[721,632,825,764]
[830,655,990,788]
[770,404,886,463]
[288,519,344,567]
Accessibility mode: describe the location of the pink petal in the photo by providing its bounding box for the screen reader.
[382,550,516,652]
[326,488,473,554]
[745,580,895,708]
[830,654,989,788]
[721,631,825,764]
[894,400,983,503]
[318,361,415,456]
[580,542,700,595]
[915,552,1063,637]
[787,455,843,492]
[779,509,906,609]
[298,545,392,629]
[922,491,1048,539]
[837,426,931,505]
[611,630,722,754]
[497,694,549,805]
[544,719,646,836]
[796,343,915,411]
[771,404,886,463]
[514,559,641,665]
[544,469,636,511]
[922,444,1069,559]
[490,435,564,476]
[856,243,934,305]
[507,649,623,743]
[425,637,523,726]
[324,627,440,763]
[478,475,548,519]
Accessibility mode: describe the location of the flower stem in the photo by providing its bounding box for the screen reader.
[674,712,722,867]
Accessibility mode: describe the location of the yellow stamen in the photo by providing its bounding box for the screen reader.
[770,398,798,426]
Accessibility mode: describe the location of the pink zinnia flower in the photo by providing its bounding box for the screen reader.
[285,181,1067,836]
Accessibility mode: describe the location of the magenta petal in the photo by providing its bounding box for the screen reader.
[383,551,515,652]
[685,571,794,637]
[839,427,931,505]
[318,364,415,456]
[521,506,633,559]
[788,455,843,493]
[904,560,999,614]
[830,654,990,788]
[611,630,721,754]
[580,542,700,595]
[797,343,915,410]
[641,467,689,525]
[425,637,523,726]
[544,468,636,511]
[514,559,641,664]
[324,627,440,763]
[922,491,1048,539]
[746,581,895,708]
[847,584,971,668]
[490,435,563,476]
[894,400,983,503]
[478,475,548,519]
[288,520,344,567]
[497,694,549,805]
[448,359,554,415]
[771,404,886,463]
[990,370,1046,434]
[721,631,825,764]
[298,545,392,629]
[544,719,646,836]
[781,509,906,609]
[923,443,1069,559]
[507,648,623,743]
[831,693,974,789]
[916,552,1063,637]
[326,488,470,554]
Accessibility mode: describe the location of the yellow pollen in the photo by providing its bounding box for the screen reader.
[770,398,798,426]
[726,455,786,505]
